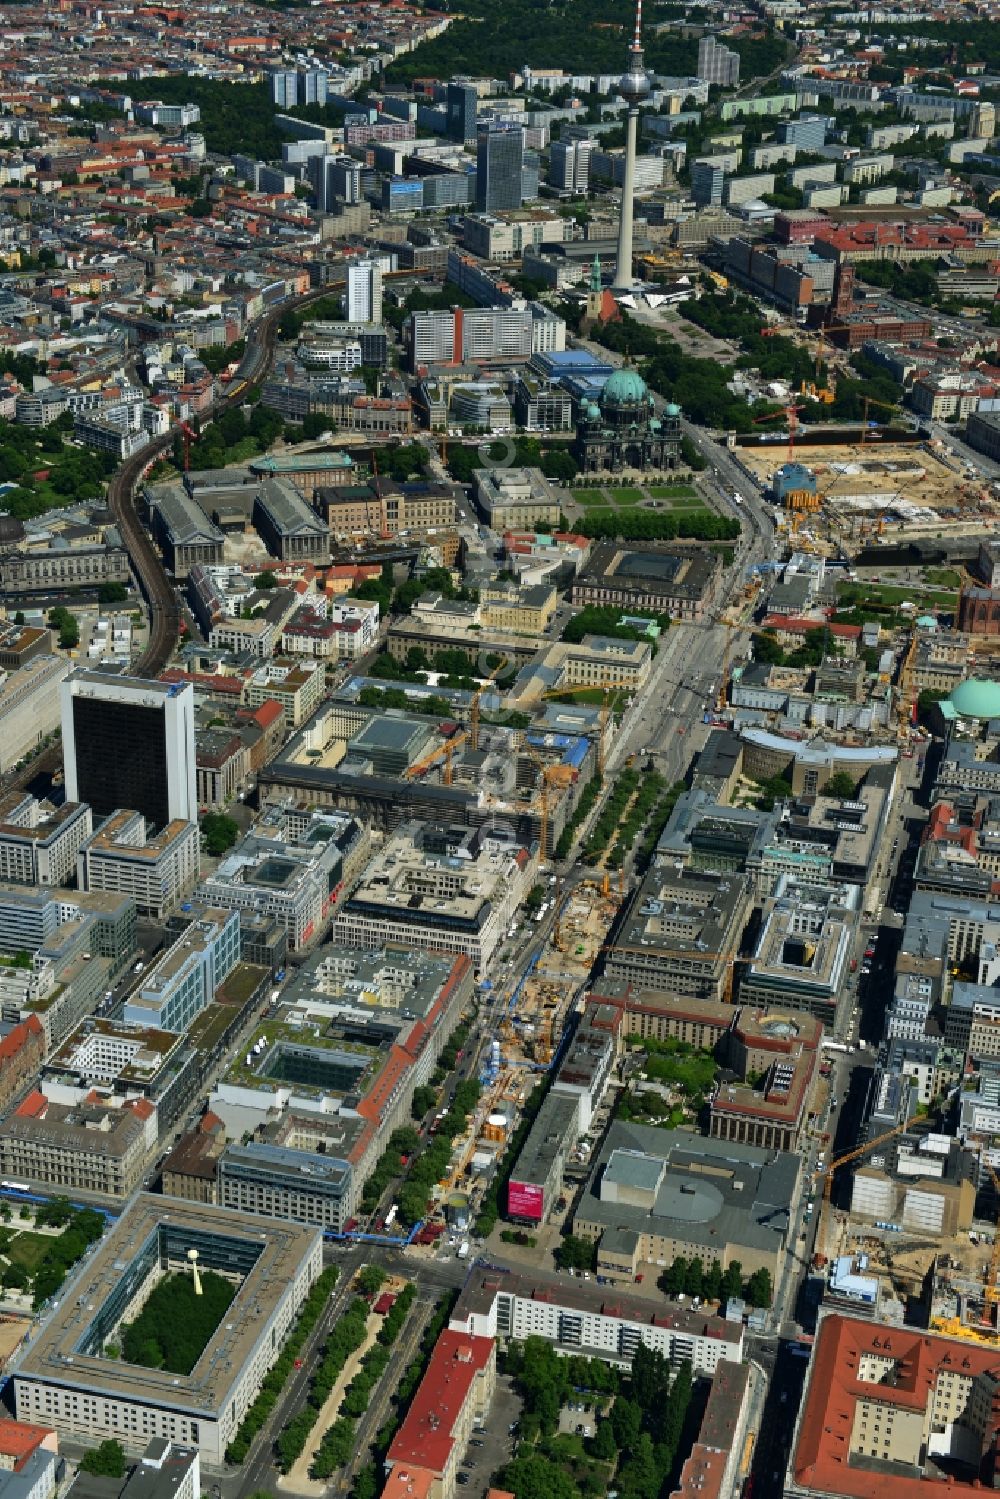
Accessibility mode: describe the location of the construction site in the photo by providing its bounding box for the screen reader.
[432,881,623,1219]
[807,1110,1000,1341]
[737,435,1000,553]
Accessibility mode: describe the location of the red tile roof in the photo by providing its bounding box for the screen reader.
[15,1090,46,1119]
[0,1015,43,1062]
[762,614,862,640]
[0,1420,55,1468]
[794,1314,1000,1498]
[387,1331,494,1475]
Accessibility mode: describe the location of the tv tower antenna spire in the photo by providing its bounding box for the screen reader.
[612,0,649,291]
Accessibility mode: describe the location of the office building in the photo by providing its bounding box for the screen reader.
[0,1448,54,1499]
[123,907,240,1033]
[475,467,562,531]
[741,877,857,1029]
[697,35,740,87]
[605,865,752,1001]
[0,795,92,887]
[0,658,68,778]
[0,1091,150,1199]
[572,1120,796,1284]
[446,81,478,142]
[691,160,725,206]
[195,806,367,951]
[61,674,197,829]
[333,821,532,972]
[345,259,383,325]
[13,1195,323,1464]
[407,304,564,369]
[77,813,200,921]
[218,1142,351,1231]
[476,125,523,212]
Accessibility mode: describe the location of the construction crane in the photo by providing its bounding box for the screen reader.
[753,403,806,466]
[811,1115,922,1261]
[404,729,468,784]
[523,743,577,867]
[176,421,199,472]
[861,394,899,447]
[811,322,859,386]
[469,657,509,753]
[521,678,632,777]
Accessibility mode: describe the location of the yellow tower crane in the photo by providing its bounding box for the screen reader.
[812,1115,921,1260]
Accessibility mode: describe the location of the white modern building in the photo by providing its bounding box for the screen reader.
[345,259,383,325]
[450,1264,744,1374]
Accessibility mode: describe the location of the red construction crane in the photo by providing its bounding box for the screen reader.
[753,402,806,465]
[177,421,199,473]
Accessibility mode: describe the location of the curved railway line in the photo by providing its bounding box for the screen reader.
[108,288,331,676]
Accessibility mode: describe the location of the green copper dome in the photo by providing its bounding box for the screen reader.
[602,368,648,405]
[951,678,1000,721]
[665,401,681,416]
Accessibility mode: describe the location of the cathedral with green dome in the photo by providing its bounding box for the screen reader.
[573,367,682,475]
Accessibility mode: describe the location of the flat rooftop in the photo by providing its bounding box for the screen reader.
[576,1120,798,1259]
[13,1194,321,1417]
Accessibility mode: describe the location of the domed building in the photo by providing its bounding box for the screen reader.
[950,678,1000,722]
[573,368,682,475]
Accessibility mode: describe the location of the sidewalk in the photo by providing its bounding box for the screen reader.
[278,1311,381,1498]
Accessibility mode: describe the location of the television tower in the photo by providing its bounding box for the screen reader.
[613,0,650,290]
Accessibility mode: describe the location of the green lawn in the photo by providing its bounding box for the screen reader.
[648,485,698,499]
[5,1233,53,1273]
[924,568,963,588]
[571,489,613,507]
[838,582,958,610]
[609,488,644,506]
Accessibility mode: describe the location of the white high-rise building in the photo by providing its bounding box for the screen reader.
[549,138,592,192]
[61,673,197,829]
[697,35,740,87]
[345,259,383,325]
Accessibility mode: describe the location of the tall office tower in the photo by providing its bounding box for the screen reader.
[476,124,524,212]
[345,259,383,324]
[310,152,362,212]
[697,34,740,87]
[61,673,197,828]
[613,0,650,289]
[301,69,329,107]
[690,160,725,206]
[270,70,299,108]
[549,137,592,192]
[447,81,478,142]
